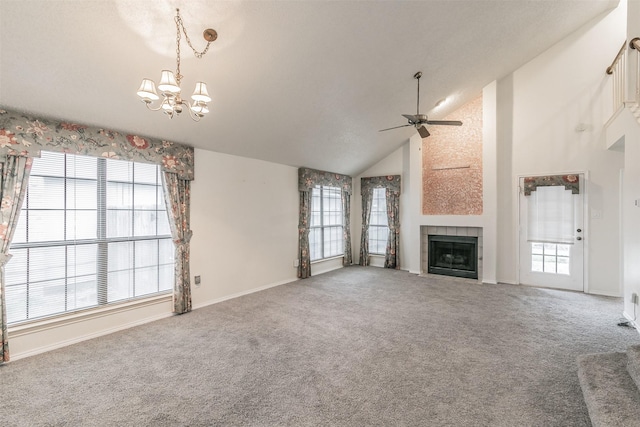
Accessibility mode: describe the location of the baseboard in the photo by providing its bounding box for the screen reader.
[192,277,298,311]
[587,289,622,297]
[623,311,640,334]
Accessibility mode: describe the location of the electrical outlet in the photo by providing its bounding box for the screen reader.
[293,259,299,267]
[632,293,639,304]
[194,275,201,286]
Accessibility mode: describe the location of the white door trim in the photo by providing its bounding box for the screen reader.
[515,170,589,293]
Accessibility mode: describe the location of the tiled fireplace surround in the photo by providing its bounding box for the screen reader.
[420,226,484,282]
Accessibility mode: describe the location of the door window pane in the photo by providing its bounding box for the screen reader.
[530,242,570,275]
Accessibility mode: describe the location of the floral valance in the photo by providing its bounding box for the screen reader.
[361,175,401,196]
[523,174,579,196]
[0,108,194,180]
[298,167,352,194]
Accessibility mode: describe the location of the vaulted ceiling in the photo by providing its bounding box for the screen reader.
[0,0,618,176]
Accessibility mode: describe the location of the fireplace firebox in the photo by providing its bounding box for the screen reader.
[428,235,478,279]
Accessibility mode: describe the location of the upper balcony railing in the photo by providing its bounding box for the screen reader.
[606,41,628,115]
[632,37,640,104]
[606,38,640,120]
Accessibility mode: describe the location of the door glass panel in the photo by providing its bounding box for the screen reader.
[531,242,571,275]
[531,254,544,272]
[557,244,570,257]
[544,255,557,273]
[557,256,570,275]
[531,242,544,255]
[543,243,557,256]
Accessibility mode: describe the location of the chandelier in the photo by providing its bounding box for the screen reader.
[136,8,217,121]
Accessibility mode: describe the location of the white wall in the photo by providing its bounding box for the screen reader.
[606,0,640,326]
[190,148,300,307]
[501,3,626,295]
[608,107,640,324]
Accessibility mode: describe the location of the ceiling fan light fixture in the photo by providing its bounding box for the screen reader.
[136,8,216,122]
[378,71,463,137]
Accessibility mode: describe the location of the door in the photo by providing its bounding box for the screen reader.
[518,174,584,291]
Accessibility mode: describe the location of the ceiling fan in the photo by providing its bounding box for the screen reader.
[379,71,462,138]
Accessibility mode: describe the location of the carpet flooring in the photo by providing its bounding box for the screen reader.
[1,266,639,426]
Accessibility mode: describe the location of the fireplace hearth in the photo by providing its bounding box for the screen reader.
[428,235,478,279]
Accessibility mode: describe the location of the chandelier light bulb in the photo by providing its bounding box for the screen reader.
[191,101,209,115]
[191,82,211,103]
[137,79,159,101]
[158,70,180,95]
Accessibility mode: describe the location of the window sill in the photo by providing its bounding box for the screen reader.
[311,255,344,264]
[8,293,172,337]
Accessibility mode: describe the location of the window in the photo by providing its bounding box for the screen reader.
[368,187,388,255]
[531,242,570,275]
[309,186,343,261]
[5,151,174,324]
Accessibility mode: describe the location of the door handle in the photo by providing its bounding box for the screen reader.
[576,236,582,241]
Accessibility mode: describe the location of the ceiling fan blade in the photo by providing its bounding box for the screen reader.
[417,125,430,138]
[402,114,419,123]
[378,124,413,132]
[426,120,463,126]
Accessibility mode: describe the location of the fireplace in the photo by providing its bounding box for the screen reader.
[428,235,478,279]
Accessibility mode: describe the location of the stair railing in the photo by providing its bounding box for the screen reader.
[630,37,640,105]
[606,41,627,117]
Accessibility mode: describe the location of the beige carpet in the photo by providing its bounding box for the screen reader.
[1,266,638,426]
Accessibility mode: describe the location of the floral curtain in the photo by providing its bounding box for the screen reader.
[0,155,32,363]
[342,191,352,266]
[298,168,352,277]
[0,108,194,179]
[298,168,353,194]
[360,175,401,268]
[385,190,400,269]
[297,190,312,278]
[359,188,373,266]
[162,172,193,314]
[523,174,579,196]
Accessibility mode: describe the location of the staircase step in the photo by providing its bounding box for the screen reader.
[577,351,640,427]
[628,345,640,391]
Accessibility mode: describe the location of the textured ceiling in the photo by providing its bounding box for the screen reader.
[0,0,618,176]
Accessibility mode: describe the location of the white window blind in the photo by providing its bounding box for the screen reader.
[527,185,575,244]
[368,187,389,254]
[5,151,174,324]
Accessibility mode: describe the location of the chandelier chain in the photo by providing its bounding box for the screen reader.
[175,13,182,86]
[176,9,212,59]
